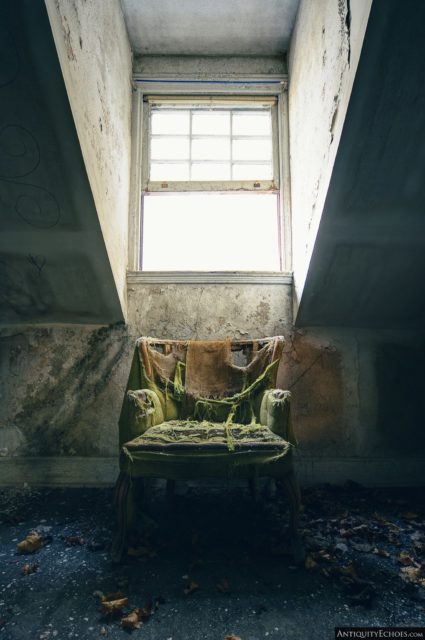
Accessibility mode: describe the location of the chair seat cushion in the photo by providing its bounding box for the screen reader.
[124,420,291,454]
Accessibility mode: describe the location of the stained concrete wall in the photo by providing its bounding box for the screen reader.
[288,0,372,310]
[44,0,133,316]
[1,283,424,487]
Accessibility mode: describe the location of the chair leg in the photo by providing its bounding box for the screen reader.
[111,471,132,563]
[275,470,305,563]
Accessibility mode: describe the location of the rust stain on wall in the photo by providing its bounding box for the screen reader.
[277,333,344,453]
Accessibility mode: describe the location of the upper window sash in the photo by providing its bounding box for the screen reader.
[141,97,280,193]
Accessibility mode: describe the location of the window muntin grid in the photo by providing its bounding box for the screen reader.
[148,106,275,184]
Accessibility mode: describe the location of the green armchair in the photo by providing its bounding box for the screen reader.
[112,336,302,562]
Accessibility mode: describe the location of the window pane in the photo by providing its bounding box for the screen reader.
[192,112,230,135]
[150,162,189,181]
[151,111,190,135]
[142,193,280,271]
[191,163,231,180]
[232,138,272,162]
[232,163,273,180]
[151,136,190,161]
[192,137,230,161]
[232,112,271,136]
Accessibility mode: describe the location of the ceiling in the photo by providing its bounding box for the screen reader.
[296,0,425,330]
[120,0,300,56]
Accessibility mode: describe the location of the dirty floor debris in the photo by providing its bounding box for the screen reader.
[0,482,424,639]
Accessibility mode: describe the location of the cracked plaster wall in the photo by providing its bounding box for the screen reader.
[288,0,372,309]
[1,283,424,486]
[44,0,133,316]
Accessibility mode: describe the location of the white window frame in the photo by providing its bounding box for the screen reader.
[128,76,292,283]
[143,96,279,193]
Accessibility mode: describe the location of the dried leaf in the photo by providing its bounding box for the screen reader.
[121,609,143,630]
[337,563,360,582]
[102,591,125,602]
[304,554,318,570]
[101,592,128,617]
[101,598,128,616]
[400,566,422,583]
[22,563,38,575]
[225,636,242,640]
[17,532,44,554]
[183,581,199,596]
[398,551,417,566]
[138,601,153,622]
[65,536,85,546]
[216,578,231,593]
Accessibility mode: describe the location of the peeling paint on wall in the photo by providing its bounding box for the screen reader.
[45,0,133,315]
[288,0,372,304]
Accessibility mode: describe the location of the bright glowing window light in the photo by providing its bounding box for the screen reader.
[141,193,280,271]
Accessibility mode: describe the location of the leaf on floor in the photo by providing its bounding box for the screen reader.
[22,563,39,575]
[224,636,242,640]
[100,591,129,617]
[398,551,418,567]
[400,566,422,583]
[17,532,45,554]
[304,554,318,570]
[216,578,231,594]
[336,562,360,582]
[64,535,85,546]
[121,609,143,630]
[183,580,199,596]
[138,600,153,622]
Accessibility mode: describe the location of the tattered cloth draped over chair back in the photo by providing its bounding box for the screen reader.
[139,336,282,396]
[120,336,285,430]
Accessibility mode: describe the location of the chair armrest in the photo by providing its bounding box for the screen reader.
[259,389,297,445]
[119,389,164,447]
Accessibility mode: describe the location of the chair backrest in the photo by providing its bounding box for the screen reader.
[119,336,285,440]
[137,336,284,399]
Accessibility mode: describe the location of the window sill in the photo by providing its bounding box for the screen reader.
[127,271,292,285]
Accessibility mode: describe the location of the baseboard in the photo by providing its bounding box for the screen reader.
[0,456,423,488]
[297,455,425,487]
[0,457,119,487]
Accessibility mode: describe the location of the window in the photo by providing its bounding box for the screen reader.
[139,97,283,272]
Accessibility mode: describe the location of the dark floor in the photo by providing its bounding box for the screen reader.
[0,480,424,640]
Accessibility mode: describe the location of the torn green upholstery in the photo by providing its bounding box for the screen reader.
[112,337,301,562]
